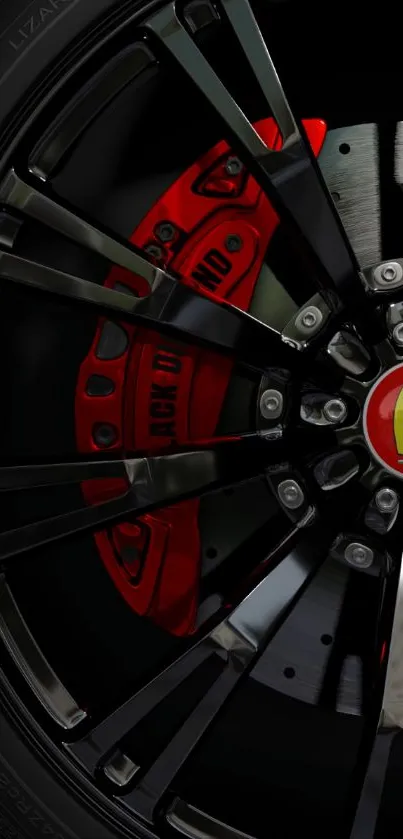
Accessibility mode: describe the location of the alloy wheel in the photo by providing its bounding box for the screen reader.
[0,2,402,838]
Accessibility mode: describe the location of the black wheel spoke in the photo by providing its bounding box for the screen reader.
[0,457,130,490]
[345,529,403,836]
[0,170,157,283]
[349,729,397,839]
[0,491,135,563]
[146,0,364,309]
[0,248,299,374]
[0,437,285,561]
[68,523,329,824]
[123,657,244,822]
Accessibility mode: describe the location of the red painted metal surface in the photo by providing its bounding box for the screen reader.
[364,363,403,479]
[75,118,327,635]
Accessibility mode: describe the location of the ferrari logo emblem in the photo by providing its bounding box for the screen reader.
[364,364,403,479]
[394,387,403,459]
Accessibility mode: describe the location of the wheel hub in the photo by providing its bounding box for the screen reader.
[364,362,403,478]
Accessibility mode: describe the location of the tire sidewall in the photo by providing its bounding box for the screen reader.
[0,3,151,836]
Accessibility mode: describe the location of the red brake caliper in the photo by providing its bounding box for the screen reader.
[75,118,327,636]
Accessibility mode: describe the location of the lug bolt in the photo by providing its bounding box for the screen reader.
[93,424,117,448]
[145,243,164,261]
[295,305,323,335]
[302,311,317,328]
[375,487,398,514]
[344,541,374,569]
[382,264,397,283]
[225,156,243,175]
[323,398,347,424]
[393,323,403,346]
[155,222,176,243]
[225,234,242,252]
[260,388,283,420]
[277,479,305,510]
[374,261,403,288]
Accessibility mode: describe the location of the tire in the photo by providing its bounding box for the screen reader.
[0,4,153,837]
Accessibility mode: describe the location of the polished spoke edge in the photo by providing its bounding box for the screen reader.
[0,240,299,375]
[0,442,284,560]
[0,576,86,729]
[145,0,361,306]
[67,527,325,824]
[166,797,254,839]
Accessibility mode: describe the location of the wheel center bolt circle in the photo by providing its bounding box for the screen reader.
[344,542,374,569]
[375,487,398,513]
[278,479,304,510]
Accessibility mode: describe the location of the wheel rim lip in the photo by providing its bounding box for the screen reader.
[363,361,403,480]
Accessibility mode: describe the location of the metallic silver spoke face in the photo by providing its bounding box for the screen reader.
[2,0,403,837]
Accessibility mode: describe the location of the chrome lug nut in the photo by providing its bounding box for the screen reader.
[373,260,403,289]
[393,322,403,347]
[155,222,176,243]
[344,542,374,569]
[225,234,242,252]
[278,479,305,510]
[323,398,347,424]
[295,305,323,335]
[375,487,399,514]
[382,264,398,282]
[225,156,243,175]
[260,389,283,420]
[283,295,330,348]
[302,311,317,328]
